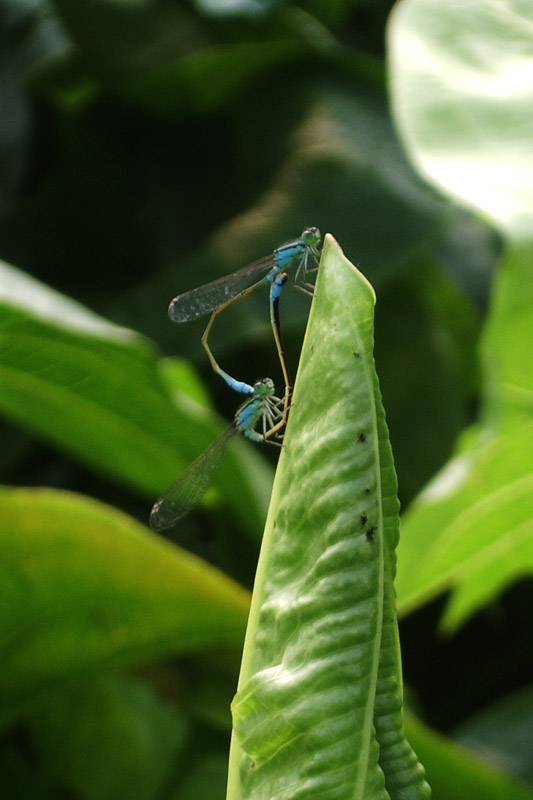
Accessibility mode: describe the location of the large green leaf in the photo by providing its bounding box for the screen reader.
[27,675,188,800]
[395,421,533,628]
[405,713,533,800]
[0,486,249,721]
[388,0,533,238]
[454,685,533,786]
[388,0,533,627]
[0,260,274,534]
[227,236,430,799]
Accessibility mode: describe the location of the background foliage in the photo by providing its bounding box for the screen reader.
[0,0,532,798]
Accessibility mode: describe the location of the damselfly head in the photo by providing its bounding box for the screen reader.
[253,377,275,397]
[301,227,321,249]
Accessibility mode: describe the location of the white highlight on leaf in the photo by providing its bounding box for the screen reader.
[0,260,137,340]
[419,453,472,503]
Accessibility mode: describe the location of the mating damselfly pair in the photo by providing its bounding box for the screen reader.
[150,227,322,531]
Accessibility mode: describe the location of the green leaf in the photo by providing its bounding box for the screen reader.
[454,685,533,785]
[388,0,533,237]
[396,421,533,628]
[0,260,274,534]
[405,713,533,800]
[173,753,229,800]
[227,236,430,799]
[27,675,188,800]
[389,0,533,430]
[0,486,249,722]
[388,4,533,627]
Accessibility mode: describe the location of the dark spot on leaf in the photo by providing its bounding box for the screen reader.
[358,432,366,443]
[365,526,377,543]
[360,513,368,526]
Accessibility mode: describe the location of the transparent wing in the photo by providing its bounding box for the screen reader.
[168,255,274,322]
[150,424,238,531]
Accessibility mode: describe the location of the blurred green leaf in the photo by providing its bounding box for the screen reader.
[27,675,188,800]
[172,753,228,800]
[389,0,533,628]
[389,0,533,237]
[405,713,533,800]
[0,258,142,338]
[454,685,533,785]
[0,486,249,721]
[396,422,533,628]
[481,240,533,426]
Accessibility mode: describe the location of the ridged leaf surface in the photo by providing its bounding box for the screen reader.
[227,236,430,799]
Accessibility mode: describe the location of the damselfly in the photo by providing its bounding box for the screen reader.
[168,228,321,423]
[150,377,283,531]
